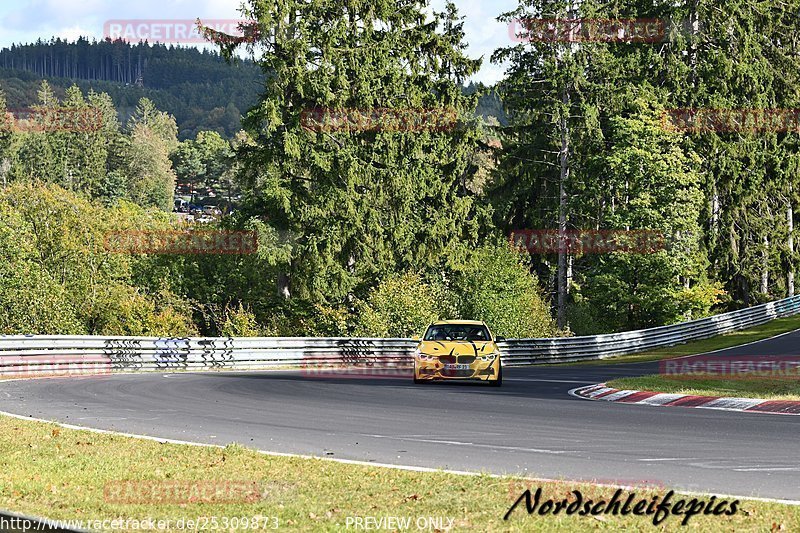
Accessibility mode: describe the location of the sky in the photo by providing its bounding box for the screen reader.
[0,0,518,85]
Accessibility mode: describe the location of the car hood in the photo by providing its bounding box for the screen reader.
[417,340,498,356]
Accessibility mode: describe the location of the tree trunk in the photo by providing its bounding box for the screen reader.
[761,235,769,294]
[566,254,573,295]
[557,88,570,330]
[0,159,8,188]
[711,179,719,236]
[788,200,795,296]
[689,0,700,88]
[277,271,291,299]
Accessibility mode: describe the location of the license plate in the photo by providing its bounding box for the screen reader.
[444,364,470,370]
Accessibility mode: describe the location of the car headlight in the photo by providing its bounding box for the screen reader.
[414,349,435,361]
[478,352,500,362]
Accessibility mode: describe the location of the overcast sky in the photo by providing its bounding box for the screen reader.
[0,0,518,85]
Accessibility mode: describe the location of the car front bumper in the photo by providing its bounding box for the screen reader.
[414,356,500,381]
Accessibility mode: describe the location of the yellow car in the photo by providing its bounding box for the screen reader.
[412,320,503,386]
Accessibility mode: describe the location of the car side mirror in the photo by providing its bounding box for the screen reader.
[496,336,506,342]
[411,335,420,341]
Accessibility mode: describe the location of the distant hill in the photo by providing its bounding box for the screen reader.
[0,38,506,139]
[0,39,263,139]
[465,82,508,127]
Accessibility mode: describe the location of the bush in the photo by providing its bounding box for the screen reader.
[220,302,263,337]
[565,300,609,336]
[353,272,451,337]
[454,243,559,339]
[351,245,559,339]
[576,255,727,332]
[0,182,195,336]
[255,300,346,337]
[307,304,352,337]
[0,266,83,335]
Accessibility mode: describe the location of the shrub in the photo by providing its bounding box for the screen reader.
[454,243,558,339]
[220,302,263,337]
[353,272,450,337]
[0,266,83,335]
[0,182,195,336]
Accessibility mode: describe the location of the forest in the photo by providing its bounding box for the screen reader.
[1,0,798,339]
[0,39,506,140]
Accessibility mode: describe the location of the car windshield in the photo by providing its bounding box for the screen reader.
[424,324,490,342]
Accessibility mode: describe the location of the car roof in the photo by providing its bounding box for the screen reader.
[429,320,486,326]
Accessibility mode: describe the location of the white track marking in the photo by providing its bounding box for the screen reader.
[733,467,800,472]
[638,458,697,462]
[667,328,800,361]
[584,387,615,398]
[698,398,766,411]
[364,434,570,455]
[506,378,592,383]
[599,390,638,401]
[637,393,687,406]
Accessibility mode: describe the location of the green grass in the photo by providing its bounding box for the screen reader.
[553,314,800,367]
[601,314,800,400]
[0,415,798,531]
[607,375,800,401]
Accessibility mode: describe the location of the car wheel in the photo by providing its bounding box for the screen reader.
[489,364,502,387]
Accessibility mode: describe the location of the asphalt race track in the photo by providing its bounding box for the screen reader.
[2,331,800,501]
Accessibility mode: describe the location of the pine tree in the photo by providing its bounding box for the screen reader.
[493,0,613,328]
[124,98,178,210]
[206,0,489,305]
[492,1,723,331]
[656,0,800,304]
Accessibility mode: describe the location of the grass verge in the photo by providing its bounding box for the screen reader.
[0,415,798,531]
[556,314,800,367]
[607,375,800,401]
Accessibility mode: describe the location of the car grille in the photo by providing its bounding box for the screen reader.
[441,369,476,378]
[437,355,477,364]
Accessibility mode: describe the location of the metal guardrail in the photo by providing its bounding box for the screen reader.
[501,294,800,365]
[2,295,800,376]
[0,337,415,376]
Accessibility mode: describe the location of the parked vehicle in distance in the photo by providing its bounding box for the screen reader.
[173,198,189,213]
